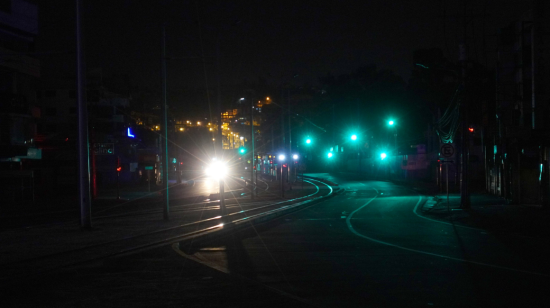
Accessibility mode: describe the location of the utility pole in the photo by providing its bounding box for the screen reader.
[281,87,285,151]
[76,0,91,228]
[288,87,291,154]
[459,0,471,209]
[161,23,170,220]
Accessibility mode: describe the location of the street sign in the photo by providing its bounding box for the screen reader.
[440,144,454,157]
[145,166,153,170]
[93,143,114,155]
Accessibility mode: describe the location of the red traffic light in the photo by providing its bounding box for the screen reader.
[468,127,474,133]
[116,166,122,172]
[282,164,288,168]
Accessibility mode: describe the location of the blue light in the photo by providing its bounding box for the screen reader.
[127,127,135,138]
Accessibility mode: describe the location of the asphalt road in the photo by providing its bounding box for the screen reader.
[178,174,550,307]
[4,174,550,307]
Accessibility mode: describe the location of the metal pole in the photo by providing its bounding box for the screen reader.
[288,88,291,154]
[219,178,226,222]
[76,0,91,228]
[281,87,285,151]
[459,1,470,208]
[281,165,284,198]
[446,163,449,208]
[161,23,170,220]
[251,95,255,199]
[147,169,151,192]
[117,169,120,200]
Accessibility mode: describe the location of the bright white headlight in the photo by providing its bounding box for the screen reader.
[205,161,227,179]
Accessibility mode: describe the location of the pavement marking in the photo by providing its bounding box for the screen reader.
[346,190,549,277]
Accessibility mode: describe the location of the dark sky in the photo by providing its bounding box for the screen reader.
[37,0,529,92]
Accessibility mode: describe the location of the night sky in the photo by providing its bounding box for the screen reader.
[37,0,528,101]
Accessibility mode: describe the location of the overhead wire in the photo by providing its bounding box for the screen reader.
[434,85,462,143]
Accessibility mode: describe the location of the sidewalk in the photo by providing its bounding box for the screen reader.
[411,183,550,239]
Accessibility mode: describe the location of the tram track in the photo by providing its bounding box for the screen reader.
[0,175,270,230]
[0,178,337,285]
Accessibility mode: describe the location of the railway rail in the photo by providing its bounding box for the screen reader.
[0,177,338,286]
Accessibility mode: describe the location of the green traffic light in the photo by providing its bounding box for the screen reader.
[306,138,311,144]
[327,152,333,158]
[388,120,394,126]
[380,152,387,160]
[351,134,357,141]
[239,147,246,154]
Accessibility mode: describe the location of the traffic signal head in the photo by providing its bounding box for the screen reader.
[239,147,246,154]
[388,120,394,126]
[116,166,122,172]
[306,138,311,144]
[327,152,333,158]
[351,134,357,141]
[380,152,387,160]
[468,127,474,133]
